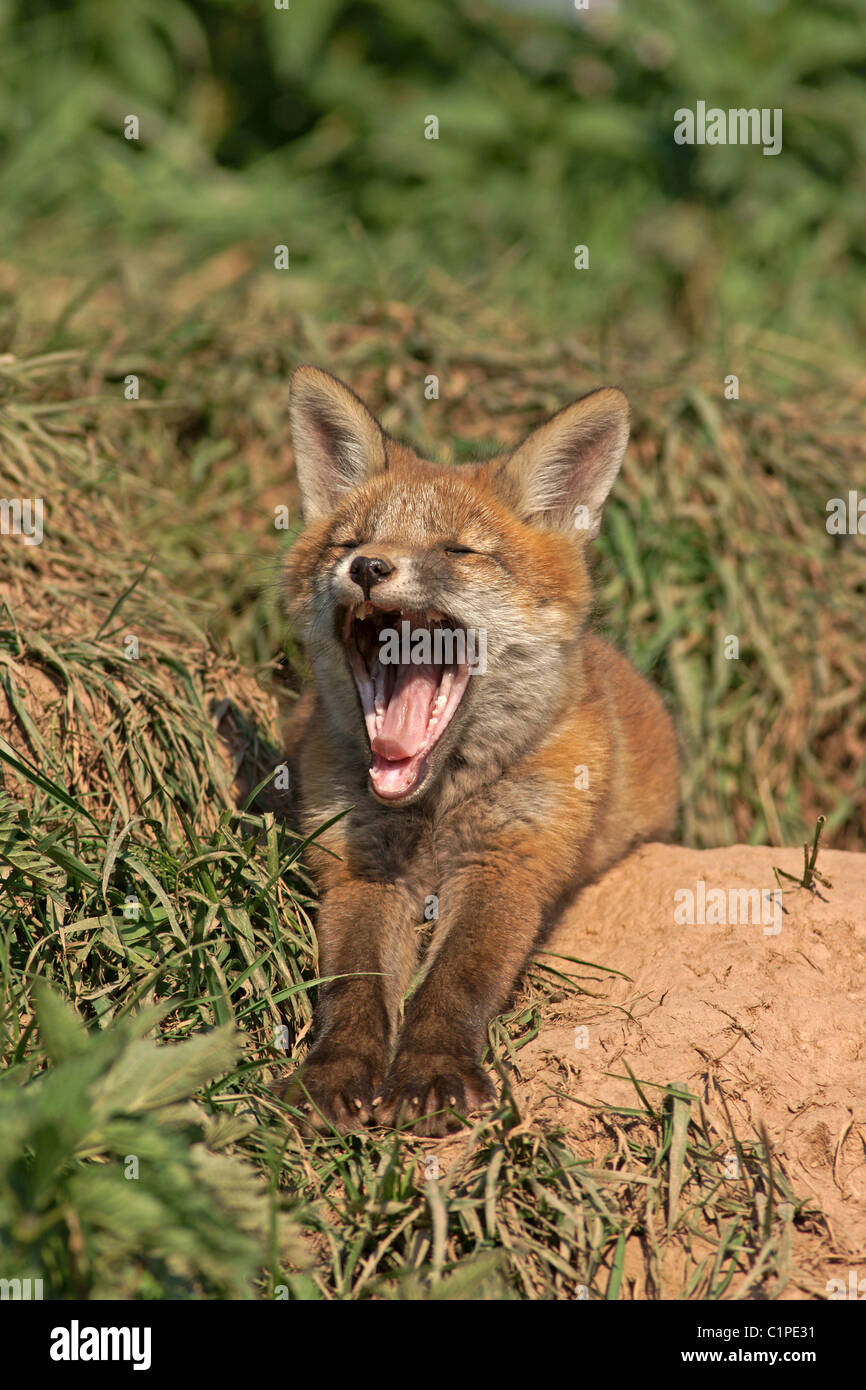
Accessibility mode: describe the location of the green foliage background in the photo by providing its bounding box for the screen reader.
[2,0,864,342]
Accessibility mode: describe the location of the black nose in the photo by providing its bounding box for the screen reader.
[349,554,394,599]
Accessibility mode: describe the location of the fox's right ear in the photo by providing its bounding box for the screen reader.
[289,366,387,522]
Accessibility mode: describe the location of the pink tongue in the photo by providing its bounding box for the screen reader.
[371,664,438,760]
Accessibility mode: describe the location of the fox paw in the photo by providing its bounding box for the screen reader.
[373,1053,497,1137]
[277,1052,382,1132]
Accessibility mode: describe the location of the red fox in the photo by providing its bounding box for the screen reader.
[279,366,678,1135]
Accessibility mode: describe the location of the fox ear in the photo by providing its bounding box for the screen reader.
[289,366,387,522]
[496,387,629,537]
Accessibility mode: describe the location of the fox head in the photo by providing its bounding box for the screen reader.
[283,367,629,807]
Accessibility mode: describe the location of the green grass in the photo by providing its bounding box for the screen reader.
[0,291,848,1298]
[0,765,821,1297]
[3,272,864,849]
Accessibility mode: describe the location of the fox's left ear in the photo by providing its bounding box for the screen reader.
[494,387,629,537]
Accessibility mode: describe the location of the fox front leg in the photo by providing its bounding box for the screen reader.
[279,877,417,1130]
[374,860,553,1136]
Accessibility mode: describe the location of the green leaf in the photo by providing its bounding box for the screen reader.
[91,1025,240,1116]
[33,981,90,1064]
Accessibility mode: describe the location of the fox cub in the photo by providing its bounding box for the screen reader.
[279,366,678,1135]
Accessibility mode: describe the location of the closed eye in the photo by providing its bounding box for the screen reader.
[333,539,361,550]
[444,544,476,556]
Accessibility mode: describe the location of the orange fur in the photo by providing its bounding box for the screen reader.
[278,367,678,1135]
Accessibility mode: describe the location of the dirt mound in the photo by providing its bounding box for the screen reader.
[509,842,865,1292]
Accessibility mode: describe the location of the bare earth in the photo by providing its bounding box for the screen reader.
[496,842,865,1296]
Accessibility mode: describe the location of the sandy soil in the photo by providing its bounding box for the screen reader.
[499,842,866,1294]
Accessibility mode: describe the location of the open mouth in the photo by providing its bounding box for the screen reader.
[343,602,472,801]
